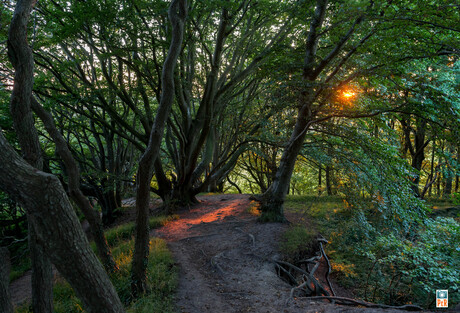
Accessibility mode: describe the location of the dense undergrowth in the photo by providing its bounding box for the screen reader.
[283,194,460,309]
[15,215,178,313]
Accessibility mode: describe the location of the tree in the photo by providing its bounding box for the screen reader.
[2,0,125,311]
[130,0,187,296]
[259,0,460,221]
[7,0,53,310]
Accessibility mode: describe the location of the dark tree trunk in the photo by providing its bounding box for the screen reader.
[326,165,333,196]
[318,165,323,196]
[260,0,328,222]
[28,221,53,313]
[428,141,436,197]
[0,247,14,313]
[401,117,429,197]
[131,0,187,297]
[7,1,53,311]
[443,143,455,197]
[437,174,441,197]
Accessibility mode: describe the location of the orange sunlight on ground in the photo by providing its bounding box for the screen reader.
[154,197,251,241]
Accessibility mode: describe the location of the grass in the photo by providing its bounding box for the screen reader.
[15,215,178,313]
[284,194,345,233]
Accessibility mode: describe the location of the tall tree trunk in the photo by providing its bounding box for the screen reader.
[0,247,14,313]
[428,141,436,197]
[260,0,328,222]
[131,0,187,297]
[7,1,53,311]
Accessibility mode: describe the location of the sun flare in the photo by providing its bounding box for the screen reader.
[342,90,356,99]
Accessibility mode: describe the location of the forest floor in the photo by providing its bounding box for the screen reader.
[10,194,447,312]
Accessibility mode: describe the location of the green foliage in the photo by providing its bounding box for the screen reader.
[357,217,460,307]
[285,195,460,308]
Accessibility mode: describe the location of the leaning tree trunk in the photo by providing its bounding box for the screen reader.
[261,104,311,222]
[7,1,53,311]
[131,0,187,297]
[0,247,14,313]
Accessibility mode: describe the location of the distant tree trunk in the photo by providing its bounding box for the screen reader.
[436,174,441,197]
[131,0,187,297]
[318,165,323,195]
[443,143,455,198]
[0,247,14,313]
[326,165,333,196]
[227,176,242,194]
[7,1,53,311]
[428,141,436,197]
[444,173,453,197]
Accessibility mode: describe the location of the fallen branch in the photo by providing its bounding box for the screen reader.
[307,296,423,311]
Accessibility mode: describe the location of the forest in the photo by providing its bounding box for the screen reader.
[0,0,459,312]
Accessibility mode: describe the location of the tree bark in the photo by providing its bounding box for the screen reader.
[0,247,14,313]
[261,103,312,222]
[318,165,323,196]
[326,165,333,196]
[131,0,187,297]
